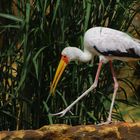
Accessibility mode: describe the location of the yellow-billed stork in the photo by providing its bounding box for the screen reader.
[50,27,140,124]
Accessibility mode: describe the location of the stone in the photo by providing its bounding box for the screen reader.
[1,122,140,140]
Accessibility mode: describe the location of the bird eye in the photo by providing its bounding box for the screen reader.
[61,55,67,59]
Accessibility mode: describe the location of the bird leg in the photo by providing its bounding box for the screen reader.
[50,61,103,117]
[101,61,119,125]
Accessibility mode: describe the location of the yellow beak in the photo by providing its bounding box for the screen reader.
[50,56,69,95]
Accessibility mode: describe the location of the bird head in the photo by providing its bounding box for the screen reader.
[50,47,91,95]
[50,47,74,95]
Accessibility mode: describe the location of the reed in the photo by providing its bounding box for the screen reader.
[0,0,139,130]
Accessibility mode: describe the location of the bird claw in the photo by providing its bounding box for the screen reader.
[49,111,65,117]
[98,120,112,125]
[49,109,74,117]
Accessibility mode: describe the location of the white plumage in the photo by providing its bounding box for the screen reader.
[84,27,140,61]
[50,27,140,124]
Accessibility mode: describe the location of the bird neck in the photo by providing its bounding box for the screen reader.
[77,49,92,62]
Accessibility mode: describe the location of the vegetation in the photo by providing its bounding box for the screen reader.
[0,0,139,130]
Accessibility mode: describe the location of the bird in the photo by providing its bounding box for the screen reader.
[50,26,140,124]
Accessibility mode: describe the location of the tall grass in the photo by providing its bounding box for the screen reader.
[0,0,139,130]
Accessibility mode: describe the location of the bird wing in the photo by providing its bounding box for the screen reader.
[95,36,140,58]
[85,27,140,59]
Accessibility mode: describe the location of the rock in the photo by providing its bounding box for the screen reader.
[1,122,140,140]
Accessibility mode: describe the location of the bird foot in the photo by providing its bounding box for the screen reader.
[49,110,74,117]
[98,119,112,125]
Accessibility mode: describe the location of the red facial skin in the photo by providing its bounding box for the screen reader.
[61,55,69,64]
